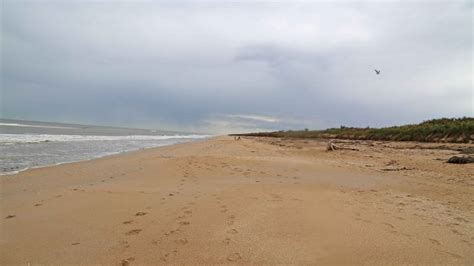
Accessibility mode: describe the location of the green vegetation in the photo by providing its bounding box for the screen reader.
[233,117,474,143]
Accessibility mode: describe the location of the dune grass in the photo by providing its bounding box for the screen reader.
[233,117,474,143]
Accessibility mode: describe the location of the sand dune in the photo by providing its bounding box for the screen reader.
[1,136,473,265]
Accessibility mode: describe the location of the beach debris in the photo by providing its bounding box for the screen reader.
[135,212,147,216]
[447,156,474,164]
[5,215,16,219]
[458,147,474,154]
[386,160,398,166]
[327,140,337,151]
[326,140,359,151]
[381,167,412,171]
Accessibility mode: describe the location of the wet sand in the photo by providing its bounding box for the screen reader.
[1,136,473,265]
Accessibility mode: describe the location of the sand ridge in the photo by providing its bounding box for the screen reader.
[1,136,473,264]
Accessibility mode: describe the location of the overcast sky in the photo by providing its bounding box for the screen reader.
[1,0,472,133]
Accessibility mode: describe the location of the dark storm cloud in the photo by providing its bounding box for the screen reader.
[1,1,472,133]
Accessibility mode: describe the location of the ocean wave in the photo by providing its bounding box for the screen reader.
[0,150,124,176]
[0,133,210,144]
[0,122,77,129]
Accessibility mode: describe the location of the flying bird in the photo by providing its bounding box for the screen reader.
[374,69,381,75]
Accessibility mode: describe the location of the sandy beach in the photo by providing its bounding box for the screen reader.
[1,136,473,265]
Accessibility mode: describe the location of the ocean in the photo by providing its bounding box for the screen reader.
[0,119,209,175]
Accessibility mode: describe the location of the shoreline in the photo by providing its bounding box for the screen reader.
[0,136,213,177]
[1,136,473,264]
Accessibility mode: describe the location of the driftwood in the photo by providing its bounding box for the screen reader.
[447,156,474,164]
[327,140,359,151]
[327,141,337,151]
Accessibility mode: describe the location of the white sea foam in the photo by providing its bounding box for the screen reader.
[0,150,137,176]
[0,120,211,176]
[0,133,210,176]
[0,123,77,129]
[0,133,209,144]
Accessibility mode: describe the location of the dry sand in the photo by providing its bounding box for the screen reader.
[1,136,473,265]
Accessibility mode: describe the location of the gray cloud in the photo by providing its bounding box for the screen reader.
[1,1,472,133]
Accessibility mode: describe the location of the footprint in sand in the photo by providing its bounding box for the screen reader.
[383,223,395,229]
[34,203,42,207]
[227,215,236,225]
[455,217,469,223]
[120,257,135,266]
[354,217,371,223]
[429,238,441,245]
[125,229,142,235]
[437,249,463,259]
[160,254,170,262]
[160,249,178,261]
[227,229,238,234]
[227,252,242,261]
[123,220,133,224]
[119,240,130,248]
[179,221,190,226]
[271,194,283,201]
[175,238,188,245]
[135,212,147,216]
[164,229,180,236]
